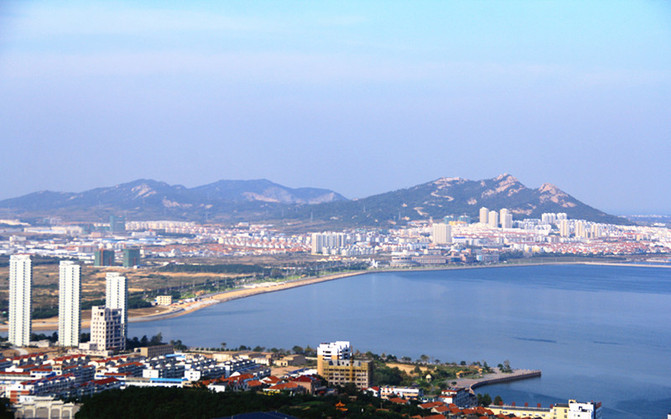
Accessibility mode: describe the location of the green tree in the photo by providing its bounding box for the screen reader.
[477,393,492,407]
[0,397,12,419]
[494,395,503,406]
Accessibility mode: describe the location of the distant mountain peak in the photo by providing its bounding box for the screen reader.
[296,174,630,226]
[0,175,629,226]
[538,183,564,194]
[538,183,575,207]
[493,173,518,183]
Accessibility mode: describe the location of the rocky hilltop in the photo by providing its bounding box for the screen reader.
[295,174,629,226]
[0,179,346,221]
[0,174,629,226]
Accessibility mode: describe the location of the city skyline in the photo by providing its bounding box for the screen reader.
[0,1,670,214]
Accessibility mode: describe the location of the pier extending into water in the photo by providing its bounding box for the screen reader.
[455,369,542,392]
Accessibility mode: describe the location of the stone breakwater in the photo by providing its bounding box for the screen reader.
[456,369,542,391]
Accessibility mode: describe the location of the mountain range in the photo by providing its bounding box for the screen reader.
[0,175,630,226]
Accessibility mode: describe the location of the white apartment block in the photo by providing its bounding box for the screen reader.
[58,261,81,347]
[488,211,500,228]
[9,255,32,347]
[560,219,570,237]
[431,223,452,245]
[479,207,489,224]
[310,232,347,255]
[89,306,125,351]
[317,341,351,360]
[105,273,128,341]
[500,208,513,229]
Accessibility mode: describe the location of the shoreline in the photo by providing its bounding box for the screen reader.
[5,259,670,332]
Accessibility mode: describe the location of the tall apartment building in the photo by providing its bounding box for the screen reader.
[591,223,601,239]
[317,341,372,388]
[559,219,570,237]
[89,306,125,351]
[479,207,489,224]
[431,223,452,245]
[105,273,128,342]
[58,261,81,347]
[488,211,499,228]
[9,255,32,347]
[94,249,115,267]
[122,247,141,268]
[500,208,513,229]
[109,215,126,233]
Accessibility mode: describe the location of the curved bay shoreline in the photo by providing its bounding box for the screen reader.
[5,260,670,332]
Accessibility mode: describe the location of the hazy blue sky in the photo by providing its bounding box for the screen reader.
[1,1,670,214]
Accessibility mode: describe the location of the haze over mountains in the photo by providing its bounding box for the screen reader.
[0,175,629,226]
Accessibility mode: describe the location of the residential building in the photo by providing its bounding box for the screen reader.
[379,386,422,400]
[156,295,173,306]
[559,219,570,237]
[137,345,174,358]
[122,247,141,268]
[109,215,125,233]
[58,261,81,347]
[88,306,125,352]
[317,341,352,361]
[9,255,32,347]
[310,232,347,255]
[317,358,372,389]
[488,211,500,228]
[488,399,602,419]
[431,223,451,245]
[94,249,115,266]
[106,272,128,342]
[439,387,476,407]
[317,341,371,388]
[500,208,513,229]
[479,207,489,224]
[575,220,587,239]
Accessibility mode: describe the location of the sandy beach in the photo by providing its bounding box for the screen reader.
[4,260,668,332]
[0,270,369,332]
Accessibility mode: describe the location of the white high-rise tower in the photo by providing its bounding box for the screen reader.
[479,207,489,224]
[9,255,32,347]
[58,261,81,347]
[105,272,128,342]
[431,223,452,245]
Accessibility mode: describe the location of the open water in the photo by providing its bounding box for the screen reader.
[131,264,671,418]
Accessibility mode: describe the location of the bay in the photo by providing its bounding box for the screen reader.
[130,264,671,418]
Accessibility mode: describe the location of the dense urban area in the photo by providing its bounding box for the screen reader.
[1,208,669,418]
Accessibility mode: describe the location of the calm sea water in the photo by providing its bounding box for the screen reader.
[131,264,671,418]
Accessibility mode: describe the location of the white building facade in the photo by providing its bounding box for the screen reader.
[89,306,125,351]
[431,223,452,245]
[317,341,351,360]
[105,273,128,342]
[58,261,81,347]
[9,255,32,347]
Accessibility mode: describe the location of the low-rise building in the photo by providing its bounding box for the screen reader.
[379,386,422,400]
[155,295,172,306]
[439,387,476,408]
[488,399,602,419]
